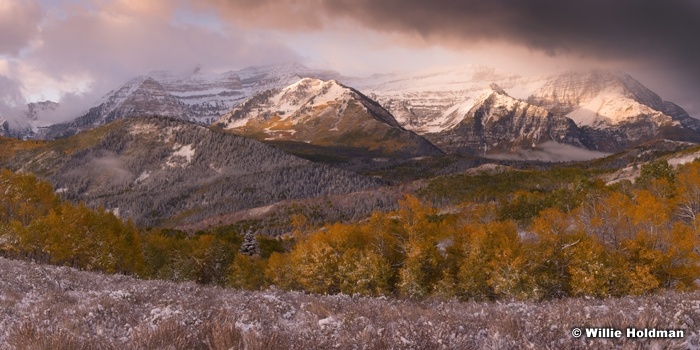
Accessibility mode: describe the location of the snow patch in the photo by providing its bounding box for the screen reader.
[128,123,159,135]
[135,171,150,183]
[668,151,700,166]
[248,205,274,216]
[165,144,195,167]
[318,316,339,328]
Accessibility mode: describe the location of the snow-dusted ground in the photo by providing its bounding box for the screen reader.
[0,257,698,349]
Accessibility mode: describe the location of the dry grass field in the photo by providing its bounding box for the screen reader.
[1,257,698,349]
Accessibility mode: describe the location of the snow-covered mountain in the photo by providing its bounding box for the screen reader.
[37,77,192,139]
[0,101,58,138]
[528,70,667,127]
[235,62,341,92]
[344,65,546,133]
[30,63,342,139]
[526,70,700,151]
[216,78,443,158]
[347,67,700,153]
[149,68,244,124]
[148,63,342,124]
[423,84,590,154]
[0,117,30,139]
[20,62,700,156]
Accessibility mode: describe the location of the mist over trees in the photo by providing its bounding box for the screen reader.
[2,117,385,227]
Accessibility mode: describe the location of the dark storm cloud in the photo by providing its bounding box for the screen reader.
[323,0,700,111]
[330,0,700,73]
[199,0,700,82]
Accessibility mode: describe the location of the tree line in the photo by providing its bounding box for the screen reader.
[1,159,699,300]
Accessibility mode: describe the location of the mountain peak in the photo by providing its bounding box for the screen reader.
[488,83,507,95]
[216,78,441,157]
[529,69,664,115]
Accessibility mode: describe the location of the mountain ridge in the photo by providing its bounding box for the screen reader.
[216,78,444,158]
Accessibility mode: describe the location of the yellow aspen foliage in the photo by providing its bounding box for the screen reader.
[661,223,700,290]
[290,213,309,238]
[141,231,177,278]
[568,236,612,298]
[485,222,536,300]
[626,265,661,295]
[395,196,449,298]
[228,253,268,290]
[289,232,341,294]
[456,224,492,301]
[432,226,466,298]
[397,237,444,298]
[0,221,20,256]
[337,248,392,296]
[584,192,636,248]
[265,252,299,290]
[616,232,665,295]
[529,208,581,298]
[457,221,531,300]
[19,202,144,275]
[0,169,60,225]
[630,190,672,233]
[188,234,236,285]
[365,212,404,268]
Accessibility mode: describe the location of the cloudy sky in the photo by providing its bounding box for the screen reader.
[1,0,699,121]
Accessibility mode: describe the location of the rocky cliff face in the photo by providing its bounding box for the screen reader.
[425,84,589,154]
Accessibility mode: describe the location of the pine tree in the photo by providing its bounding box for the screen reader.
[239,230,260,257]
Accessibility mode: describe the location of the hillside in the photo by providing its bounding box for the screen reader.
[0,116,384,227]
[0,257,697,349]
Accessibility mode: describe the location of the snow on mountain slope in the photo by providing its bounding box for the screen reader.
[348,66,700,154]
[527,70,674,129]
[345,65,548,134]
[525,70,700,151]
[0,100,57,139]
[528,70,666,116]
[150,68,245,124]
[145,63,341,124]
[235,62,341,91]
[21,63,700,156]
[425,84,590,155]
[23,63,342,139]
[217,78,442,158]
[36,77,192,139]
[564,89,671,129]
